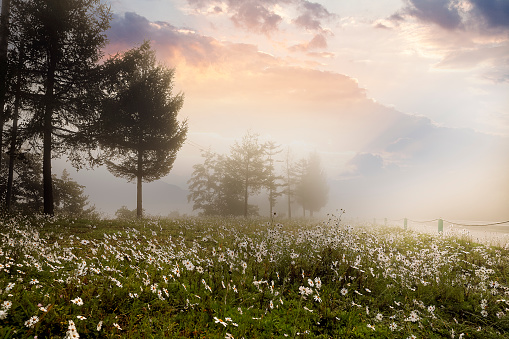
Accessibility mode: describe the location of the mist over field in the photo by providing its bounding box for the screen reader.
[1,0,508,222]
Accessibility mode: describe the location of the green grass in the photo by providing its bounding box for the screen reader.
[1,213,509,338]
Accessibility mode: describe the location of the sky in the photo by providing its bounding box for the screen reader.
[63,0,509,221]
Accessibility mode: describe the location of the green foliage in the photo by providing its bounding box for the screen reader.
[98,41,188,218]
[2,0,112,215]
[187,133,265,217]
[0,154,97,217]
[2,215,509,338]
[114,206,140,220]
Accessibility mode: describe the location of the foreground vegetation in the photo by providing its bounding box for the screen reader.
[1,213,509,338]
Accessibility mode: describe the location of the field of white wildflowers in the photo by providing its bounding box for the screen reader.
[1,213,509,338]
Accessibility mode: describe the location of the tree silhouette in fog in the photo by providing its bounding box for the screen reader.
[188,133,330,218]
[264,140,283,217]
[98,41,188,218]
[296,151,329,217]
[188,132,267,217]
[188,150,249,216]
[229,132,266,218]
[1,0,111,215]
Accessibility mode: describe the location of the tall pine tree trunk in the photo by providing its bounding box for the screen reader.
[0,0,11,170]
[137,149,143,218]
[243,160,249,218]
[269,187,273,217]
[6,46,22,210]
[43,46,57,215]
[287,193,291,219]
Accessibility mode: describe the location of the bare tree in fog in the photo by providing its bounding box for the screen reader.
[98,41,188,219]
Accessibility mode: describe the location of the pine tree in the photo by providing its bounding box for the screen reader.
[13,0,111,215]
[98,41,188,218]
[296,152,329,217]
[264,140,283,217]
[228,132,266,218]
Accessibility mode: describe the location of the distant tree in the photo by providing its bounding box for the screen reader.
[187,150,224,215]
[264,140,283,217]
[187,150,249,216]
[228,132,267,218]
[98,41,188,218]
[282,147,298,219]
[294,157,309,217]
[53,169,97,218]
[115,206,139,220]
[295,152,329,217]
[187,133,268,217]
[11,0,111,215]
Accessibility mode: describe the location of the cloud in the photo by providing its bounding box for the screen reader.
[185,0,335,35]
[383,0,509,81]
[470,0,509,30]
[293,0,335,32]
[230,1,283,34]
[346,153,384,177]
[435,44,509,70]
[404,0,463,30]
[289,33,327,52]
[393,0,509,34]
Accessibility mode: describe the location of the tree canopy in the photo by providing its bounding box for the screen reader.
[98,41,188,218]
[1,0,111,215]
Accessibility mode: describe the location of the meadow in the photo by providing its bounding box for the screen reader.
[1,213,509,338]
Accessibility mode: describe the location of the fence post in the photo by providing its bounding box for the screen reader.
[384,218,387,226]
[404,218,407,230]
[373,218,376,226]
[438,219,443,233]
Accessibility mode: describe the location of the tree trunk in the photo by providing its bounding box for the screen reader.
[285,151,292,220]
[43,46,57,216]
[287,192,291,219]
[6,46,22,210]
[269,187,273,217]
[136,149,143,218]
[0,0,11,170]
[243,159,249,218]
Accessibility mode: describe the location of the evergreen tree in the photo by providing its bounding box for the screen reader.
[264,140,283,217]
[0,152,96,216]
[296,151,329,217]
[98,41,188,218]
[187,132,267,217]
[228,132,266,218]
[53,169,97,218]
[282,147,298,219]
[12,0,111,215]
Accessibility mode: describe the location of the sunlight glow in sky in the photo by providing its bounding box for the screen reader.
[71,0,509,220]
